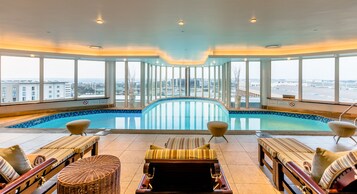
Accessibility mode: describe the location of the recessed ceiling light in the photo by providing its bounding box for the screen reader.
[89,45,102,49]
[287,57,291,60]
[265,44,281,49]
[30,54,35,57]
[250,17,257,23]
[178,19,185,26]
[123,58,127,62]
[244,58,248,62]
[96,19,104,24]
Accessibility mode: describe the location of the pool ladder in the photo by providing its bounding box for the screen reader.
[339,102,357,125]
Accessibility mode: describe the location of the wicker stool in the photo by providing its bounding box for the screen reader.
[57,155,121,194]
[65,119,90,136]
[207,121,229,143]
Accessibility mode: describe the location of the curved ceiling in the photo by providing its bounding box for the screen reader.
[1,0,357,64]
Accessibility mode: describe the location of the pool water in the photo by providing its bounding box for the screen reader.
[22,99,331,131]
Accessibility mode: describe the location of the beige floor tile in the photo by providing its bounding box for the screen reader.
[132,164,145,182]
[240,142,258,152]
[124,180,140,194]
[235,183,279,194]
[120,181,130,194]
[100,150,124,158]
[134,134,157,142]
[120,163,142,182]
[235,135,258,143]
[229,164,271,184]
[219,142,245,152]
[104,141,132,150]
[119,150,146,164]
[126,141,153,151]
[223,151,254,165]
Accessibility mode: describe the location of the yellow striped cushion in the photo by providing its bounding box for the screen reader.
[31,149,74,167]
[258,138,314,157]
[0,156,19,183]
[145,149,217,160]
[41,136,99,153]
[165,137,206,149]
[319,151,357,189]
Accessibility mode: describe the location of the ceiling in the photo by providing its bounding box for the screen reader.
[1,0,357,64]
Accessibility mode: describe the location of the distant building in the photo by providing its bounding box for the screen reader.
[1,80,72,103]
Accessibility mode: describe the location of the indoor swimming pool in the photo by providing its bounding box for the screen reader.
[9,99,331,131]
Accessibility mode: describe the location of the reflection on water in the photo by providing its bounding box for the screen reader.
[30,99,330,131]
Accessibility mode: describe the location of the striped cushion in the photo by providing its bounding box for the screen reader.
[258,138,314,158]
[278,151,315,167]
[31,149,74,167]
[145,149,217,160]
[0,156,19,183]
[41,136,99,153]
[165,137,206,149]
[319,151,357,189]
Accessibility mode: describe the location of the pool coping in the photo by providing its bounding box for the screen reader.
[0,127,335,136]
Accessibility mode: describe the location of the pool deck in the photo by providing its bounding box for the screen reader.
[1,132,356,194]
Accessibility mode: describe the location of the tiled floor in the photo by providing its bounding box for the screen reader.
[1,132,357,194]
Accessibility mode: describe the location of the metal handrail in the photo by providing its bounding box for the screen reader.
[339,103,357,123]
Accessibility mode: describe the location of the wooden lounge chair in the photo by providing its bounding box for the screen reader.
[136,149,232,193]
[0,136,99,194]
[258,138,357,194]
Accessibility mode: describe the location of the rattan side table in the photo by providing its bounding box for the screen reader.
[57,155,121,194]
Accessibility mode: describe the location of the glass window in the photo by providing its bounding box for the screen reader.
[173,67,180,96]
[151,65,156,100]
[161,66,166,98]
[189,67,195,96]
[231,62,246,108]
[196,67,203,97]
[339,56,357,103]
[203,67,209,97]
[44,58,75,100]
[180,67,186,96]
[115,61,125,106]
[271,59,298,98]
[167,67,173,97]
[302,58,335,101]
[156,66,161,99]
[1,56,40,103]
[128,62,141,107]
[78,60,105,98]
[249,61,261,107]
[210,66,215,98]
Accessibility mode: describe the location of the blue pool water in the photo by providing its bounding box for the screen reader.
[11,99,331,131]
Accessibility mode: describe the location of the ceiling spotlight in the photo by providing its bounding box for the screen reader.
[287,57,291,60]
[89,45,102,49]
[123,58,127,62]
[265,44,281,49]
[96,18,104,24]
[178,19,185,26]
[30,54,35,58]
[244,58,248,62]
[250,17,257,23]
